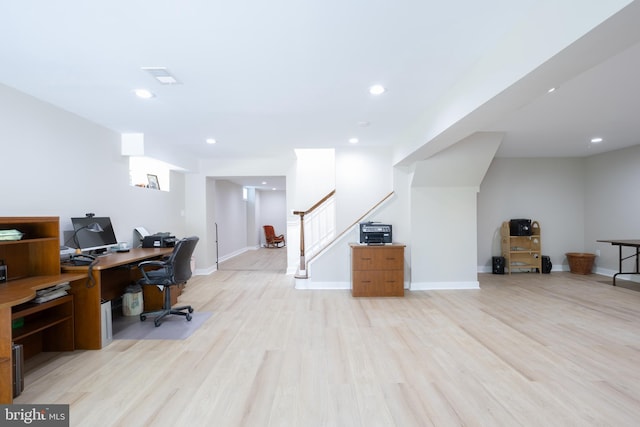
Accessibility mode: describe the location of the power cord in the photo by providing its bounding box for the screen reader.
[85,259,99,288]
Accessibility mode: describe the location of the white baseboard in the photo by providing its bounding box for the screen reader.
[410,281,479,290]
[295,279,350,290]
[594,267,640,283]
[194,266,217,276]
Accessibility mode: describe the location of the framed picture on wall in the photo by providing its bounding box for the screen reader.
[147,174,160,190]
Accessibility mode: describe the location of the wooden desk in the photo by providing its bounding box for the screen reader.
[0,273,87,403]
[597,239,640,286]
[1,216,91,403]
[62,248,173,349]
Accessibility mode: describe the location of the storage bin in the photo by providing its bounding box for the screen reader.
[566,252,595,275]
[122,284,144,316]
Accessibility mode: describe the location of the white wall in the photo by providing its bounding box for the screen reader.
[0,83,188,249]
[294,149,335,211]
[257,190,287,247]
[478,149,640,277]
[211,179,247,260]
[477,157,585,271]
[411,186,479,289]
[246,187,258,248]
[586,145,640,276]
[334,147,394,231]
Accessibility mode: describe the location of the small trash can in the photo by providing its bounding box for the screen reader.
[122,283,144,316]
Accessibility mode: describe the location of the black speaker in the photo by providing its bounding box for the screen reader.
[492,256,505,274]
[541,255,552,274]
[509,219,532,236]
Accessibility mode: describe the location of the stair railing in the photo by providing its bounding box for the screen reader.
[293,190,395,279]
[293,190,336,278]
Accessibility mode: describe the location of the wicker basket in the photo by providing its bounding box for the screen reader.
[566,252,595,275]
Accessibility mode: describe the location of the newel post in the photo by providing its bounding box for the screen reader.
[295,211,306,271]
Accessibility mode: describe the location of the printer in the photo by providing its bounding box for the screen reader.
[142,233,177,248]
[359,222,392,245]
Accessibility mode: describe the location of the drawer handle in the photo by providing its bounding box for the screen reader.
[361,257,372,261]
[385,258,396,261]
[362,280,371,283]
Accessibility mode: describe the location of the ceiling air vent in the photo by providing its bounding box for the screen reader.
[141,67,181,85]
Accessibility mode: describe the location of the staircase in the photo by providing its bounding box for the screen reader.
[293,191,395,280]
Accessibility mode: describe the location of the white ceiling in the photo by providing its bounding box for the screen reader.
[1,0,639,185]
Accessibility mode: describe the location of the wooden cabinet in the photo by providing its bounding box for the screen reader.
[0,217,85,403]
[350,244,405,297]
[501,220,541,274]
[0,217,60,280]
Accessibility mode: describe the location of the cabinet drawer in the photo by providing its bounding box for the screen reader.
[352,247,404,270]
[352,270,404,297]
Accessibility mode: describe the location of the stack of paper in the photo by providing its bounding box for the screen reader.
[33,282,70,303]
[0,229,24,241]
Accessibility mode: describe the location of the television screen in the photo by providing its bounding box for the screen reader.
[71,216,118,253]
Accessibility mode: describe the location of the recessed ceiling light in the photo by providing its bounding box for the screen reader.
[206,138,217,144]
[272,187,276,191]
[262,181,267,185]
[547,87,556,93]
[134,89,155,99]
[349,138,359,144]
[369,84,385,95]
[590,137,603,143]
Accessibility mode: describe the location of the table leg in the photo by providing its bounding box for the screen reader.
[613,245,623,286]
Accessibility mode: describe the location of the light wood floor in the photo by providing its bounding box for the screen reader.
[15,250,640,426]
[218,247,288,272]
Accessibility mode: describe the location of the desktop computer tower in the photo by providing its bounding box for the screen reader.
[101,300,113,347]
[12,342,24,397]
[492,256,505,274]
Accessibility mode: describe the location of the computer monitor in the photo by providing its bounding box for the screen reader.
[71,216,118,254]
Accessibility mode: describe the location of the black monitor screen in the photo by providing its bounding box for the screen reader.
[71,217,118,252]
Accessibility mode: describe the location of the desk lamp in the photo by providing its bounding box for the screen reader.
[72,222,103,254]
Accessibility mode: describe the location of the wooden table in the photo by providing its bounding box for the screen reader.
[597,239,640,286]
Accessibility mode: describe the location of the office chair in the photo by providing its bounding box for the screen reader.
[137,236,199,327]
[263,225,285,248]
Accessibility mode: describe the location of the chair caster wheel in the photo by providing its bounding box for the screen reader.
[186,313,192,321]
[188,307,194,313]
[140,315,146,322]
[154,319,161,327]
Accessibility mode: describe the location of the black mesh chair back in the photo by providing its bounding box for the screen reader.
[137,236,199,326]
[165,236,199,285]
